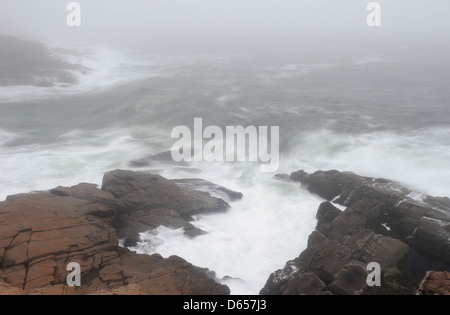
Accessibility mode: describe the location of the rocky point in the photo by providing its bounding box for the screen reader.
[0,170,239,295]
[261,170,450,295]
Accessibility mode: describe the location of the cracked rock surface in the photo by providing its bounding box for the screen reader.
[0,170,235,295]
[261,170,450,295]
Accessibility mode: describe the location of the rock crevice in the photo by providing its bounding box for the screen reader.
[261,170,450,295]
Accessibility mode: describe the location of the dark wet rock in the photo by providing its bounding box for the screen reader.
[417,271,450,295]
[281,272,326,295]
[423,196,450,211]
[316,202,341,237]
[274,174,291,181]
[173,178,243,203]
[289,170,309,183]
[101,170,232,246]
[129,150,191,168]
[291,170,450,265]
[129,158,153,168]
[261,169,450,295]
[328,263,367,295]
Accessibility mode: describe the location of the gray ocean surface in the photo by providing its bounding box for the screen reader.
[1,42,449,294]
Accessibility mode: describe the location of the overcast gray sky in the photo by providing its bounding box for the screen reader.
[0,0,449,49]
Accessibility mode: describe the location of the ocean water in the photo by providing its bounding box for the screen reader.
[1,42,450,294]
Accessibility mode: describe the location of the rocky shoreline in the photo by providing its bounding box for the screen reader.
[0,36,89,87]
[0,170,235,295]
[261,170,450,295]
[1,168,449,295]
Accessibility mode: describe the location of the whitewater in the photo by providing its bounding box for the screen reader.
[1,43,449,294]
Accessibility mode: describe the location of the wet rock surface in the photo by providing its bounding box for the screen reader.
[261,170,450,295]
[0,170,233,295]
[417,271,450,295]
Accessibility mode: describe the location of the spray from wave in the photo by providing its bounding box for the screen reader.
[1,43,449,294]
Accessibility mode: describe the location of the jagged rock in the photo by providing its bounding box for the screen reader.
[261,169,450,295]
[282,272,326,295]
[423,196,450,211]
[0,185,118,290]
[101,170,232,245]
[289,170,309,182]
[129,151,190,168]
[102,170,229,218]
[274,174,291,181]
[291,170,450,264]
[119,249,229,295]
[328,263,367,295]
[173,178,243,203]
[316,202,341,237]
[292,170,364,201]
[417,271,450,295]
[261,207,410,295]
[0,283,29,295]
[0,171,233,295]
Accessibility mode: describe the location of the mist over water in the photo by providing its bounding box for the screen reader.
[1,0,450,295]
[1,44,450,294]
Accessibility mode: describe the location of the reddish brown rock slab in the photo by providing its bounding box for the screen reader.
[88,284,148,295]
[119,248,230,295]
[0,184,118,290]
[28,284,77,295]
[0,283,28,295]
[417,271,450,295]
[0,179,230,295]
[1,248,229,295]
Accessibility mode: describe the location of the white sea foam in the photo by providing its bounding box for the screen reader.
[1,46,449,295]
[0,129,18,146]
[0,126,165,200]
[0,47,160,103]
[2,124,449,294]
[283,128,450,197]
[131,170,322,295]
[128,127,450,294]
